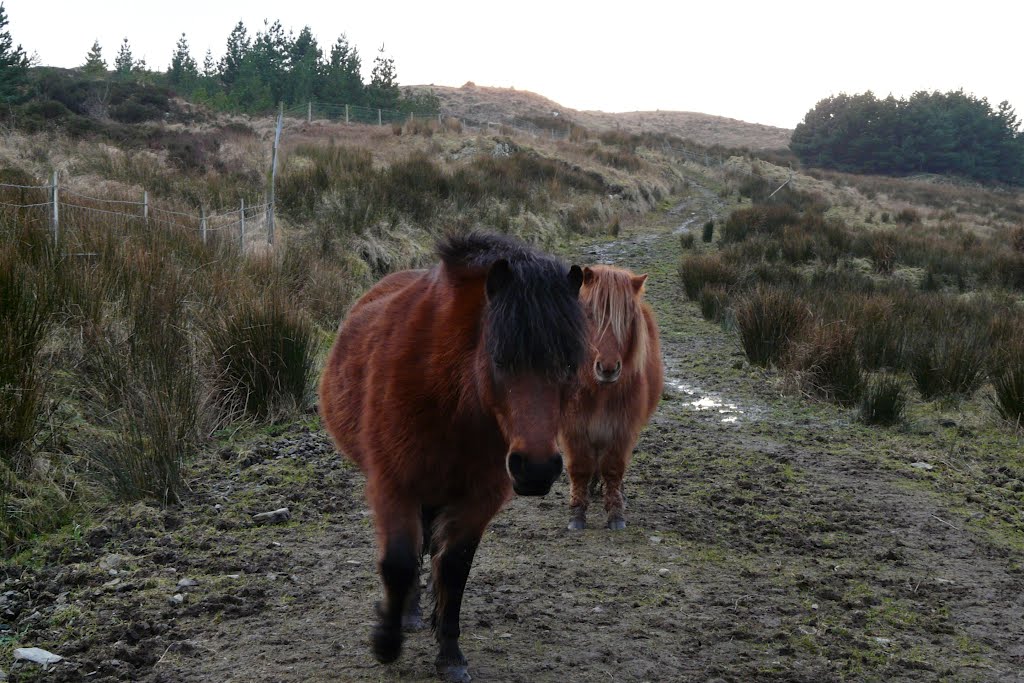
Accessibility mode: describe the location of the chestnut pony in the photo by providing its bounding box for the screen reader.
[319,233,586,682]
[560,265,663,531]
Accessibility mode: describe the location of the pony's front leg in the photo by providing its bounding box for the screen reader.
[600,449,629,530]
[565,446,595,530]
[432,529,483,682]
[371,503,423,663]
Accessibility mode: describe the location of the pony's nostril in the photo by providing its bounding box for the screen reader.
[614,360,622,372]
[507,452,526,478]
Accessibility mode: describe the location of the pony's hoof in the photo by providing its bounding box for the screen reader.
[606,516,626,531]
[371,624,403,663]
[567,515,586,531]
[402,613,427,631]
[437,664,472,683]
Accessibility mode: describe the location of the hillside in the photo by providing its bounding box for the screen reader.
[406,83,793,151]
[2,88,1024,682]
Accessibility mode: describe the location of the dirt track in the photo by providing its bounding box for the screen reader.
[3,184,1024,682]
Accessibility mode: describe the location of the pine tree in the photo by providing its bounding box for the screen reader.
[114,38,133,76]
[321,34,362,104]
[220,20,249,88]
[168,33,198,88]
[0,3,29,103]
[287,26,320,104]
[252,19,289,104]
[202,49,216,79]
[367,45,399,110]
[82,39,107,77]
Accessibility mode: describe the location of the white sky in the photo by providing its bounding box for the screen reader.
[5,0,1023,129]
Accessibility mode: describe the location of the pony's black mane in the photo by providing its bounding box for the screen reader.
[437,232,586,380]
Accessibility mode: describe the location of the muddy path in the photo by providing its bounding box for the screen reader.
[4,184,1024,682]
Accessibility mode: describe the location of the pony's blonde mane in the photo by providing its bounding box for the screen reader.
[583,266,649,372]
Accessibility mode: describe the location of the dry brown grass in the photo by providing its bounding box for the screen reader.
[404,84,792,151]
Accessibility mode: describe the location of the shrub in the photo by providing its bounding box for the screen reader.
[895,208,920,226]
[0,244,55,470]
[1011,227,1024,253]
[790,320,864,405]
[209,293,318,419]
[722,205,800,243]
[702,220,714,242]
[698,284,729,322]
[735,285,811,367]
[678,253,738,300]
[907,324,989,399]
[991,361,1024,428]
[680,232,695,249]
[853,294,906,371]
[868,231,898,274]
[860,374,907,425]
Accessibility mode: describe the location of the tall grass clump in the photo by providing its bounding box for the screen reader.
[789,321,864,405]
[698,284,729,322]
[678,253,737,300]
[680,232,695,249]
[702,220,714,242]
[209,292,318,420]
[0,243,55,469]
[735,285,810,367]
[80,253,208,504]
[860,374,907,425]
[989,322,1024,427]
[907,323,989,400]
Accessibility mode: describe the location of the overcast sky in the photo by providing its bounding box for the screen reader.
[6,0,1023,129]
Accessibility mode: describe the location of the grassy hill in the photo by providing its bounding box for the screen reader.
[1,81,1024,682]
[406,83,793,151]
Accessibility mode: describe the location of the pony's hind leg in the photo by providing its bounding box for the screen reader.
[371,503,422,663]
[566,448,596,530]
[403,505,440,632]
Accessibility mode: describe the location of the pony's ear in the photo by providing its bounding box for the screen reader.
[631,273,648,293]
[568,265,584,294]
[486,259,513,299]
[582,266,595,286]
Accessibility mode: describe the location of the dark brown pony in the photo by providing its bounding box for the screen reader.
[560,264,663,531]
[319,233,586,682]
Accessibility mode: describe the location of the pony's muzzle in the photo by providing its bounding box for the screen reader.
[507,451,563,496]
[595,359,622,384]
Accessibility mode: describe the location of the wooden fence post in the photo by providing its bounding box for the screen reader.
[142,190,148,224]
[345,104,349,123]
[268,102,283,245]
[200,206,207,244]
[307,101,312,123]
[50,170,59,245]
[239,198,246,250]
[378,109,382,126]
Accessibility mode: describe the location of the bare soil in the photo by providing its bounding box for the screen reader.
[3,180,1023,682]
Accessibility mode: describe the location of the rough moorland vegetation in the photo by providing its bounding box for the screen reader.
[679,169,1024,427]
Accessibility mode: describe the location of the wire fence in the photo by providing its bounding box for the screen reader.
[0,177,273,253]
[1,97,794,256]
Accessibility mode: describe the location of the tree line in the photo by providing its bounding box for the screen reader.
[0,8,437,116]
[790,90,1024,185]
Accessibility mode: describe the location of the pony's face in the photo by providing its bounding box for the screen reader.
[581,266,648,385]
[490,371,571,496]
[483,259,585,496]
